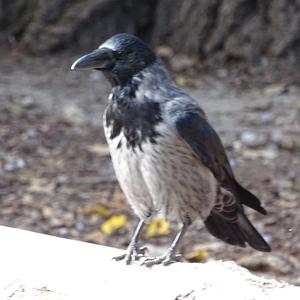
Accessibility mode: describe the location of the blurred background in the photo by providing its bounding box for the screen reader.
[0,0,299,284]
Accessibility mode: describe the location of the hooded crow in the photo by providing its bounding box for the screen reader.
[71,33,271,266]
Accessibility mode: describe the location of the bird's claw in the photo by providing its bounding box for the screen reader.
[141,253,182,267]
[113,245,148,265]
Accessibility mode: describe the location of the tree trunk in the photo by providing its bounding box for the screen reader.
[1,0,300,81]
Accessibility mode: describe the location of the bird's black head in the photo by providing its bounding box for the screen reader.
[71,33,156,86]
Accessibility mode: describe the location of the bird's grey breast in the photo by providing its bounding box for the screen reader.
[103,82,165,220]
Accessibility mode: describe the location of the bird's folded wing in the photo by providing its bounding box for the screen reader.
[175,111,234,188]
[175,111,267,215]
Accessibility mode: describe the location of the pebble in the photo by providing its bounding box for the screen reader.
[238,253,294,276]
[259,112,274,125]
[25,128,38,138]
[170,55,195,73]
[50,217,64,227]
[271,131,299,151]
[251,100,273,112]
[20,95,35,108]
[84,231,105,244]
[242,148,277,160]
[4,158,26,172]
[30,209,40,220]
[229,159,237,168]
[42,207,53,219]
[63,212,75,227]
[156,46,174,58]
[240,131,268,148]
[263,83,288,96]
[75,220,85,231]
[57,227,69,236]
[217,69,228,78]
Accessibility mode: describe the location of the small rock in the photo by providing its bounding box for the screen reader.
[279,190,298,203]
[240,131,268,148]
[170,55,195,73]
[57,227,69,236]
[63,212,75,227]
[28,178,54,194]
[42,207,53,219]
[20,95,35,108]
[242,148,277,160]
[70,229,80,238]
[156,46,174,58]
[22,194,34,205]
[232,141,242,151]
[229,159,237,168]
[84,231,105,244]
[25,128,38,138]
[238,253,294,276]
[30,209,40,220]
[217,69,228,78]
[259,112,274,125]
[276,199,298,209]
[88,214,101,225]
[251,100,273,112]
[4,158,26,172]
[272,131,299,151]
[278,179,293,190]
[263,83,288,96]
[50,217,64,227]
[75,220,85,231]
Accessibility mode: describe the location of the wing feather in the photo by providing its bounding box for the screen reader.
[175,111,266,215]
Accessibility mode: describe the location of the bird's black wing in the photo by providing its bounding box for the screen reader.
[175,111,266,215]
[175,111,234,188]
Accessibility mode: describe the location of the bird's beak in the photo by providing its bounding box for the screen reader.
[71,48,115,70]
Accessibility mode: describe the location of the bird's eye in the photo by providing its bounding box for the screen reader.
[115,51,127,59]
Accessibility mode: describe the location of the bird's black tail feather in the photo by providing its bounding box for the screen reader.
[204,211,271,252]
[234,181,267,215]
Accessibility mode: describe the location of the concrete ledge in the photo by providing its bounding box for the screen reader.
[0,225,298,299]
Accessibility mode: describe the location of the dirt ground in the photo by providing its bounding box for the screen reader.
[0,50,299,285]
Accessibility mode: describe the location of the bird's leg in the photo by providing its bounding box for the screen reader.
[113,219,147,264]
[142,223,188,267]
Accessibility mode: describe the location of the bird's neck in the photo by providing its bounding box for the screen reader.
[109,74,142,106]
[109,61,173,103]
[105,71,163,149]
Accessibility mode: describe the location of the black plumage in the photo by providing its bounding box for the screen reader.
[105,84,162,149]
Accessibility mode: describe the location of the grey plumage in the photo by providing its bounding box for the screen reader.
[71,33,271,265]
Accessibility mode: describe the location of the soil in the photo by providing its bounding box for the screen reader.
[0,50,299,285]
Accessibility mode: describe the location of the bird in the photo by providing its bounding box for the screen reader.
[71,33,271,266]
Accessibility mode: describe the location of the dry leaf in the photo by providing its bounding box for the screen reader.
[175,75,189,87]
[186,250,209,262]
[80,206,110,218]
[146,218,170,238]
[101,215,127,236]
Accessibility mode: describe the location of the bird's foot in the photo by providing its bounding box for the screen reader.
[141,252,182,267]
[113,245,148,265]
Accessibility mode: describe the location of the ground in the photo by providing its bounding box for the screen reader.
[0,50,299,285]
